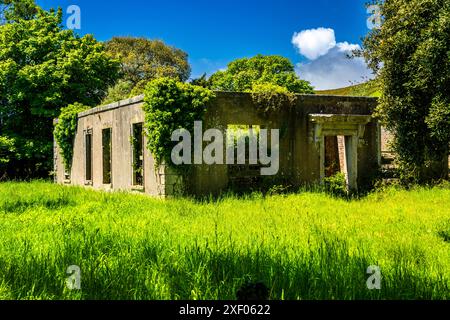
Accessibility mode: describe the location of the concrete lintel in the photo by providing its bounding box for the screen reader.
[309,114,372,125]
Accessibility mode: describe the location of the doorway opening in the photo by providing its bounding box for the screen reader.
[324,136,347,178]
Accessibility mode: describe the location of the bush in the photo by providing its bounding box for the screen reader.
[323,172,348,197]
[101,80,135,105]
[250,83,297,114]
[53,103,90,171]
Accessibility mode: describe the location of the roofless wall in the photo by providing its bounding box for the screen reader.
[54,92,380,197]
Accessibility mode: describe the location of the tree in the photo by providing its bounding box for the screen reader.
[105,37,191,93]
[362,0,450,182]
[0,5,120,179]
[1,0,37,23]
[208,55,314,94]
[190,73,209,88]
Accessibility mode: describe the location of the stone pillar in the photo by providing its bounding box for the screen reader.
[344,135,358,192]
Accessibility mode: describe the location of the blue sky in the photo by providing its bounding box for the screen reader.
[37,0,375,90]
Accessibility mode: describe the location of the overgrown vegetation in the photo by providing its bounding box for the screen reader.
[53,103,90,172]
[142,78,215,166]
[323,172,348,198]
[361,0,450,183]
[0,181,449,300]
[0,1,119,179]
[250,83,297,114]
[101,80,135,105]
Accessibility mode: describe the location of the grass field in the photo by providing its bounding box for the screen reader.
[0,181,449,300]
[316,80,381,97]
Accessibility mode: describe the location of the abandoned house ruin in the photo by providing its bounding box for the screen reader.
[54,92,382,197]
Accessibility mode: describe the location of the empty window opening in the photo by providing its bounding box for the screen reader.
[85,129,93,183]
[132,123,144,186]
[102,128,112,184]
[226,124,261,164]
[226,124,262,190]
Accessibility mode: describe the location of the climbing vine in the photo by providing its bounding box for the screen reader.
[250,83,297,114]
[53,103,90,172]
[142,77,215,167]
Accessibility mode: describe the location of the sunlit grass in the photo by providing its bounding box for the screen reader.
[0,181,449,300]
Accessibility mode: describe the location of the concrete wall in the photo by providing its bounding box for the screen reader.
[54,92,379,197]
[55,95,171,197]
[189,93,379,195]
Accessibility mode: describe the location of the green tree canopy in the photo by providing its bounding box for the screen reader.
[0,4,120,179]
[1,0,37,23]
[101,37,192,104]
[362,0,450,182]
[208,55,314,94]
[105,37,191,87]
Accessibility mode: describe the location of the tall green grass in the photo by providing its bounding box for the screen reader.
[0,181,449,300]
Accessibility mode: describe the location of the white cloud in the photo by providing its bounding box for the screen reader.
[292,28,336,60]
[292,28,373,90]
[337,42,361,52]
[296,45,374,90]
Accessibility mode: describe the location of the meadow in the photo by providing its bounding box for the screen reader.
[0,181,449,300]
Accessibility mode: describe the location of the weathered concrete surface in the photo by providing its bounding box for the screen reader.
[54,92,380,197]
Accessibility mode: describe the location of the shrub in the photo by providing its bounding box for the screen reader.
[250,83,297,114]
[323,172,348,197]
[102,80,135,105]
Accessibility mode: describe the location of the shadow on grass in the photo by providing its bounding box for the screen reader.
[1,195,75,214]
[0,233,448,300]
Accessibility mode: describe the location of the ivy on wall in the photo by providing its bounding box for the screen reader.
[142,77,215,167]
[53,103,89,172]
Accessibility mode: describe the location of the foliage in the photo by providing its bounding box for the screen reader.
[208,55,314,94]
[101,80,135,105]
[0,136,15,173]
[426,96,450,144]
[0,181,449,299]
[323,172,348,197]
[190,73,210,88]
[0,0,37,23]
[361,0,450,182]
[129,79,148,97]
[105,37,191,86]
[142,78,215,166]
[53,103,90,172]
[250,83,297,114]
[0,4,120,178]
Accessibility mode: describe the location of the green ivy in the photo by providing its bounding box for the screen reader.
[142,78,215,167]
[53,103,90,172]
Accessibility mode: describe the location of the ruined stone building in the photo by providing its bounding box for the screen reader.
[54,92,383,197]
